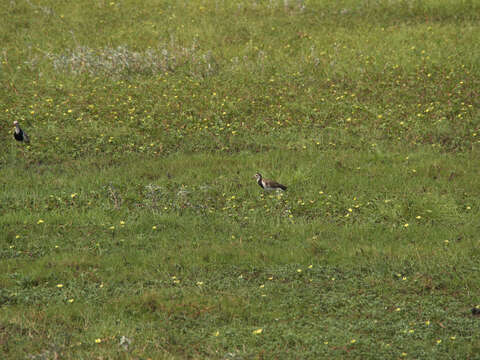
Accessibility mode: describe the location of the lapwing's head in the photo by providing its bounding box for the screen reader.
[13,120,19,127]
[254,173,262,181]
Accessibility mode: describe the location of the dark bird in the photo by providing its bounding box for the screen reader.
[13,121,30,143]
[254,173,287,191]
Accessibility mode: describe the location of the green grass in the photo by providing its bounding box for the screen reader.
[1,0,480,358]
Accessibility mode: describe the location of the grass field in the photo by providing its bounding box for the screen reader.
[1,0,480,358]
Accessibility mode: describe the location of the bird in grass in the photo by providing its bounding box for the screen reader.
[254,173,287,191]
[13,121,30,143]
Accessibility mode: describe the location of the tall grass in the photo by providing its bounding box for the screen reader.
[1,0,480,358]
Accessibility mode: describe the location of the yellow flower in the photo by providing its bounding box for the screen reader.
[350,339,356,344]
[436,339,442,344]
[109,226,115,230]
[297,269,302,273]
[37,219,44,224]
[214,331,220,337]
[95,338,102,343]
[404,223,409,227]
[196,281,204,286]
[252,328,263,335]
[152,225,157,230]
[120,221,125,225]
[70,193,77,198]
[68,298,74,303]
[56,284,63,288]
[15,235,20,239]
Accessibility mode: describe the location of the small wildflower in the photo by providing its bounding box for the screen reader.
[120,221,125,225]
[297,269,302,273]
[395,307,401,312]
[425,320,430,326]
[68,298,74,303]
[436,339,442,344]
[95,338,102,344]
[259,284,265,288]
[196,281,204,286]
[350,339,356,344]
[37,219,44,224]
[57,284,64,288]
[404,223,409,227]
[450,336,456,340]
[214,331,220,337]
[109,226,115,230]
[152,225,157,230]
[252,328,263,335]
[15,235,20,239]
[70,193,77,198]
[308,265,313,269]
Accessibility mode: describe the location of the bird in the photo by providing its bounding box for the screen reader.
[13,120,30,143]
[254,173,287,191]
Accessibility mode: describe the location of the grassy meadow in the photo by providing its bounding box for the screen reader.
[1,0,480,358]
